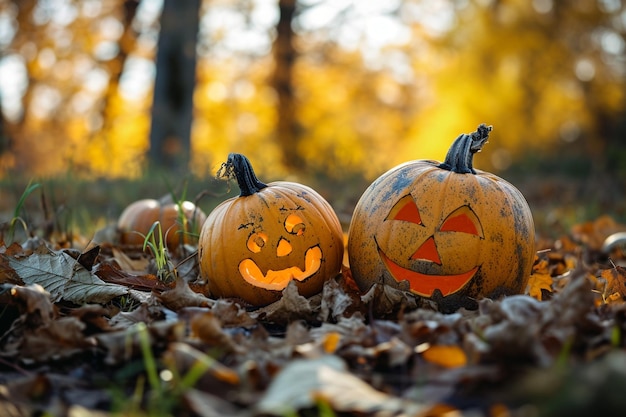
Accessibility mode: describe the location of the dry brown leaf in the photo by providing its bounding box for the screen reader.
[361,281,421,316]
[69,304,114,333]
[182,389,247,417]
[111,247,150,273]
[96,321,185,365]
[208,300,257,328]
[108,302,159,329]
[8,249,129,304]
[318,276,360,322]
[17,316,93,361]
[256,355,426,415]
[163,342,240,387]
[157,276,213,310]
[190,311,238,351]
[9,284,56,324]
[94,262,167,292]
[252,280,315,324]
[571,215,626,250]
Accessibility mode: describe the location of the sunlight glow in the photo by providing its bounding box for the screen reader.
[119,56,155,101]
[0,54,27,121]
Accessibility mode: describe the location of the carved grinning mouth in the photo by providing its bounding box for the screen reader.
[238,246,322,291]
[377,246,478,297]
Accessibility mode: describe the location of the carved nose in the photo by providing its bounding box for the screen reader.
[410,236,441,265]
[277,238,292,256]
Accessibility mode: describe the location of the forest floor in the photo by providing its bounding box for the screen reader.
[1,173,626,416]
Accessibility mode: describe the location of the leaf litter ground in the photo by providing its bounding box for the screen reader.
[3,216,626,416]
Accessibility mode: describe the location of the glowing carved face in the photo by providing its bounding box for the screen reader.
[238,213,323,291]
[377,194,485,297]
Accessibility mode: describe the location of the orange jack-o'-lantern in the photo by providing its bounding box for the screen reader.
[347,125,535,312]
[198,154,344,306]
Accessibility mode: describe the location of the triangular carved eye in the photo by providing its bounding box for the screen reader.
[385,195,423,225]
[440,205,484,238]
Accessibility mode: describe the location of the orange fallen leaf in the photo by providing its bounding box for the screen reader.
[417,403,460,417]
[527,258,553,300]
[322,332,341,354]
[421,345,467,368]
[599,267,626,304]
[527,273,553,301]
[490,403,512,417]
[571,215,626,250]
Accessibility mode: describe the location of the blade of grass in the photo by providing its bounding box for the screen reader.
[137,322,161,392]
[13,180,41,220]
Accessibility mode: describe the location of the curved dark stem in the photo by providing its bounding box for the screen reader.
[219,153,268,196]
[439,124,492,174]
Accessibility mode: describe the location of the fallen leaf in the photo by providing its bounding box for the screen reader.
[252,280,315,324]
[157,276,213,310]
[182,389,245,417]
[322,332,341,354]
[108,302,163,329]
[94,262,168,292]
[571,215,626,251]
[190,311,238,351]
[256,355,426,415]
[96,321,184,365]
[527,272,553,301]
[18,316,92,361]
[599,266,626,304]
[7,249,129,304]
[8,284,56,324]
[361,282,421,317]
[422,345,468,368]
[163,342,240,386]
[111,247,150,273]
[528,258,553,300]
[76,245,100,271]
[318,276,359,322]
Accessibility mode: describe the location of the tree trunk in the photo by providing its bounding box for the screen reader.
[98,0,139,135]
[272,0,302,172]
[148,0,200,173]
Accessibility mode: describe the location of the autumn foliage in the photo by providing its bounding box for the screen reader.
[2,1,626,181]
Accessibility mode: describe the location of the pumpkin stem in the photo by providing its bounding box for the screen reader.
[218,153,268,196]
[439,124,492,174]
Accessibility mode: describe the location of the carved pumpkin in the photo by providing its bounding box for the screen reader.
[118,196,207,250]
[347,125,535,312]
[198,153,344,306]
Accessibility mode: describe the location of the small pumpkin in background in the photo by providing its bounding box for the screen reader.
[198,153,344,307]
[347,124,535,312]
[117,195,207,251]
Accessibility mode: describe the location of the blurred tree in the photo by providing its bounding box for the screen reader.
[0,0,156,177]
[402,0,626,180]
[0,98,8,155]
[148,0,200,173]
[97,0,139,138]
[272,0,301,171]
[2,0,626,189]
